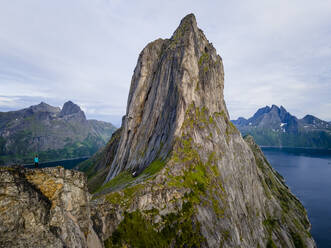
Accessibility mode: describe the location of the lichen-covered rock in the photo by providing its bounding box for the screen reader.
[87,14,316,248]
[0,166,102,248]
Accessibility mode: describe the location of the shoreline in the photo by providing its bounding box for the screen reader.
[259,146,331,151]
[22,156,89,167]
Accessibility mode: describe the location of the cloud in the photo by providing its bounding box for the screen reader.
[0,0,330,124]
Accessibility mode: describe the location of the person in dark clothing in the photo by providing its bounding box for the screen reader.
[34,155,39,168]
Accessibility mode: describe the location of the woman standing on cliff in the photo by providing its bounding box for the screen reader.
[34,155,39,168]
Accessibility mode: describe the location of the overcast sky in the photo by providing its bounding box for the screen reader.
[0,0,330,126]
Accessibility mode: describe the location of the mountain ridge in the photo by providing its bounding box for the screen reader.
[232,105,331,148]
[0,101,117,165]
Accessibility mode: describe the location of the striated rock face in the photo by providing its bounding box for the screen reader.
[82,14,315,248]
[0,167,102,248]
[105,13,226,181]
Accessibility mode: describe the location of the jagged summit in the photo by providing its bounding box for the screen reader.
[106,13,226,181]
[60,100,83,116]
[171,13,199,41]
[302,114,322,124]
[28,101,60,113]
[233,104,298,131]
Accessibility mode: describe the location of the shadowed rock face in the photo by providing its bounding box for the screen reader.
[77,128,123,193]
[84,14,315,248]
[0,167,102,248]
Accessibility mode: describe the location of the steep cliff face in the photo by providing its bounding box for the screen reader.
[91,135,315,247]
[85,14,315,247]
[104,14,226,181]
[0,166,102,248]
[77,128,123,193]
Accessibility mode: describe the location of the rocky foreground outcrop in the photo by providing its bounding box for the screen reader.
[0,166,102,248]
[80,14,316,247]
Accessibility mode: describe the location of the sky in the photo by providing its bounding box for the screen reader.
[0,0,330,127]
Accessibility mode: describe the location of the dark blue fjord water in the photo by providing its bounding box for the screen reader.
[24,157,88,170]
[262,147,331,248]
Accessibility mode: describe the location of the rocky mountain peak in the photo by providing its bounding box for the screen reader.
[178,13,196,27]
[38,101,48,106]
[279,105,286,111]
[245,104,296,129]
[267,105,290,118]
[232,104,331,148]
[301,114,330,130]
[79,14,315,247]
[302,114,319,123]
[171,13,199,41]
[105,13,226,181]
[60,101,86,120]
[252,105,271,119]
[29,101,60,113]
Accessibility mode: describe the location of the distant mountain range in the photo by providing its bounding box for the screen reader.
[232,105,331,149]
[0,101,117,165]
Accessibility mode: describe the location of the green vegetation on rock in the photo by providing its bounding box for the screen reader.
[94,158,166,195]
[104,201,206,248]
[245,135,311,247]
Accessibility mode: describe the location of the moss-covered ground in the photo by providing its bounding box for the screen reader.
[102,103,231,247]
[104,201,206,248]
[102,104,311,248]
[94,158,166,196]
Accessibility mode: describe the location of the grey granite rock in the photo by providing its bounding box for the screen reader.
[105,13,227,181]
[86,14,315,247]
[0,166,102,248]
